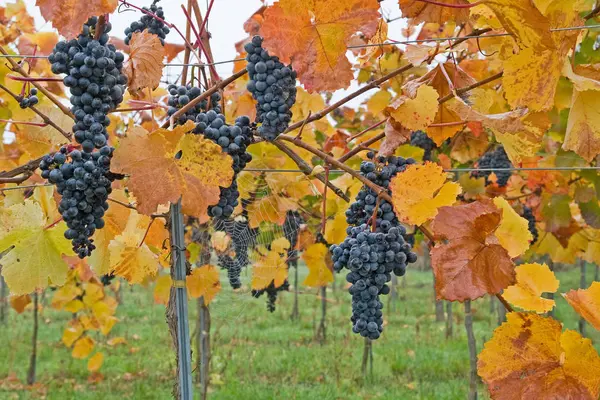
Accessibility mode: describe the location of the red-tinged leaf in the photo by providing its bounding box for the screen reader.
[430,200,515,302]
[323,130,350,153]
[379,119,411,156]
[35,0,117,39]
[123,31,165,97]
[398,0,471,24]
[260,0,380,91]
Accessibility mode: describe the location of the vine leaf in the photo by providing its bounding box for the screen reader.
[123,31,165,97]
[111,121,234,219]
[302,243,334,287]
[153,275,172,305]
[430,199,515,302]
[187,265,222,305]
[563,282,600,331]
[386,85,439,132]
[492,197,532,257]
[72,336,95,359]
[87,352,104,372]
[260,0,380,91]
[389,162,461,226]
[35,0,118,39]
[0,200,74,295]
[478,312,600,400]
[252,238,290,290]
[503,263,559,313]
[398,0,471,24]
[9,294,31,313]
[108,213,159,284]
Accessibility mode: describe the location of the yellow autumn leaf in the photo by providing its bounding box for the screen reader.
[153,275,172,305]
[19,106,70,158]
[187,266,221,305]
[493,197,533,258]
[111,121,234,218]
[324,212,348,245]
[87,352,104,372]
[108,213,159,284]
[503,263,559,313]
[72,336,95,359]
[302,243,334,287]
[367,90,391,116]
[252,249,288,291]
[211,231,231,253]
[389,162,461,226]
[563,89,600,162]
[271,237,291,254]
[0,200,73,295]
[62,320,84,347]
[387,85,439,131]
[563,281,600,331]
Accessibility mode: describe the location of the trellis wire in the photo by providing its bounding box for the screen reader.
[1,166,598,192]
[347,23,600,48]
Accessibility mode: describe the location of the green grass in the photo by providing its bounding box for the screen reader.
[0,266,598,400]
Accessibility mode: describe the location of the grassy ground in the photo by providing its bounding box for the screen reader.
[0,266,598,400]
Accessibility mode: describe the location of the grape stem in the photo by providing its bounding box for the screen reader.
[0,155,44,185]
[44,217,63,230]
[0,45,74,119]
[338,132,385,163]
[438,71,504,103]
[7,75,63,82]
[0,119,48,127]
[496,293,514,313]
[293,110,311,140]
[107,197,168,219]
[138,217,156,248]
[346,119,386,143]
[160,68,248,129]
[271,140,350,202]
[416,0,483,8]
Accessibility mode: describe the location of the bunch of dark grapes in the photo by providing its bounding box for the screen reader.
[45,17,126,258]
[410,130,436,161]
[195,112,253,218]
[124,0,170,45]
[331,152,417,339]
[215,217,257,289]
[522,206,538,244]
[40,147,114,258]
[244,36,297,141]
[100,273,116,286]
[472,146,513,187]
[167,84,222,125]
[252,280,289,312]
[19,88,39,109]
[283,210,303,265]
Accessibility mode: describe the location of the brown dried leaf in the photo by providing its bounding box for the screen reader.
[123,31,164,97]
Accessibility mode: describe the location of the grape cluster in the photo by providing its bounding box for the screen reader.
[195,113,253,218]
[410,130,436,161]
[45,17,126,258]
[40,147,115,258]
[167,84,222,125]
[252,280,289,312]
[19,88,39,109]
[100,273,116,286]
[244,36,297,141]
[49,17,127,153]
[522,206,538,244]
[283,210,303,265]
[472,146,513,187]
[124,0,170,45]
[332,152,417,339]
[345,153,414,230]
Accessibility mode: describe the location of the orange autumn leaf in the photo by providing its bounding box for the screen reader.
[123,31,165,97]
[164,42,185,62]
[252,239,290,290]
[87,352,104,372]
[503,263,559,313]
[72,336,95,359]
[478,313,600,400]
[187,266,221,305]
[260,0,380,91]
[302,243,334,288]
[111,121,234,219]
[35,0,117,39]
[389,162,461,226]
[563,282,600,331]
[10,294,31,313]
[398,0,471,24]
[386,85,439,132]
[430,200,516,302]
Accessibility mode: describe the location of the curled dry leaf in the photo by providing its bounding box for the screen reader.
[430,199,515,302]
[563,282,600,331]
[478,312,600,400]
[123,31,165,97]
[379,118,411,156]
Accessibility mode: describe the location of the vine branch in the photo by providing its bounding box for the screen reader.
[439,71,504,103]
